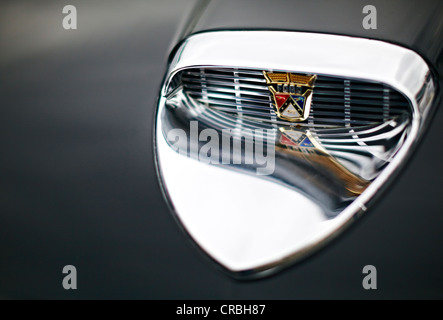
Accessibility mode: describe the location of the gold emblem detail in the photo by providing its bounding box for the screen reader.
[263,71,317,122]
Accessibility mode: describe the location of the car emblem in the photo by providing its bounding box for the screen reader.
[263,71,316,122]
[279,128,318,150]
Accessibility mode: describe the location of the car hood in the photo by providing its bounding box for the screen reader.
[181,0,443,75]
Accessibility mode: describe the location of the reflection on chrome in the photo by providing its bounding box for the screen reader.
[162,90,409,218]
[155,31,436,277]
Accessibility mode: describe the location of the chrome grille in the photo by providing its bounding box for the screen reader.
[174,68,412,127]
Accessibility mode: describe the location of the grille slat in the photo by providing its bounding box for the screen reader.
[182,76,269,90]
[175,68,412,127]
[183,84,270,97]
[187,91,271,106]
[183,72,267,83]
[210,107,275,118]
[189,96,273,111]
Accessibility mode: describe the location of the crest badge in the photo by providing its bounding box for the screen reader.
[263,71,316,122]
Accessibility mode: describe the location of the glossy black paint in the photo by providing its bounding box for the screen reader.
[0,0,442,298]
[186,0,443,74]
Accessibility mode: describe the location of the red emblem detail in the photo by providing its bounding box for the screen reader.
[275,94,289,110]
[280,135,297,147]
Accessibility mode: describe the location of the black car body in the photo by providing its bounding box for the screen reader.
[1,0,442,299]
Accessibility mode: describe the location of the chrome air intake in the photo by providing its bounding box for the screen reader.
[171,68,412,126]
[155,31,436,277]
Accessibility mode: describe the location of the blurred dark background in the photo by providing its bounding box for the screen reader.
[0,0,442,299]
